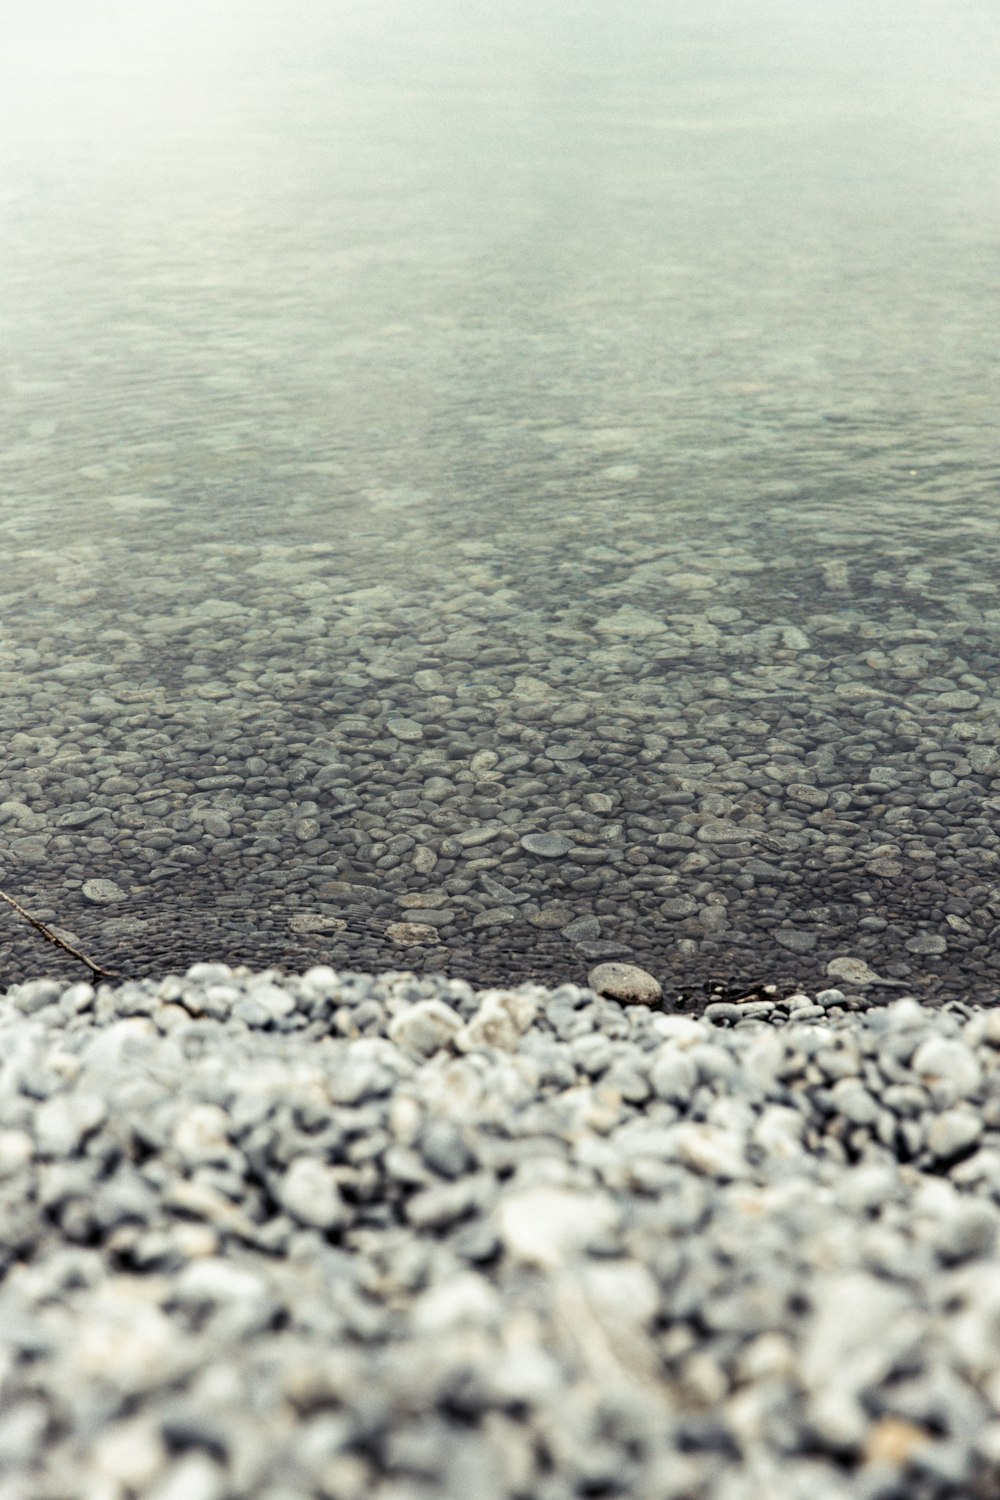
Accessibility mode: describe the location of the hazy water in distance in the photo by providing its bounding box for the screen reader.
[1,1,1000,1002]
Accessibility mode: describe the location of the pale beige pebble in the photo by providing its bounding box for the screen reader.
[155,1003,195,1032]
[75,1281,179,1388]
[469,748,500,775]
[780,625,811,650]
[664,571,717,590]
[386,921,441,945]
[171,1104,231,1166]
[388,998,464,1056]
[593,606,667,639]
[497,1186,618,1268]
[863,1416,933,1466]
[579,1258,659,1328]
[145,1452,226,1500]
[0,1129,33,1177]
[825,955,894,987]
[411,1272,502,1332]
[81,877,128,904]
[92,1420,166,1490]
[386,716,424,741]
[34,1091,107,1156]
[456,989,540,1052]
[164,1179,258,1238]
[670,1122,748,1180]
[649,1014,709,1044]
[588,961,662,1006]
[512,674,553,696]
[168,1223,219,1259]
[288,913,347,933]
[276,1156,349,1230]
[174,1258,269,1305]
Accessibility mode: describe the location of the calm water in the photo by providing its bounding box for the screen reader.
[1,1,999,1001]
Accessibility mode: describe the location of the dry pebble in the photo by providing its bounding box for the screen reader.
[2,963,1000,1499]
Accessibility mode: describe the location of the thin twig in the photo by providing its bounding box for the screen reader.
[0,888,116,981]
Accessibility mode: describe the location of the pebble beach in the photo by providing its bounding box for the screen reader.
[4,964,1000,1500]
[3,2,1000,1496]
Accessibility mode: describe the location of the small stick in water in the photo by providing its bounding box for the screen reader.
[0,888,116,981]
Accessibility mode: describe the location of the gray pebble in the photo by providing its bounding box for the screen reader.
[81,878,127,905]
[386,717,424,741]
[519,832,575,857]
[587,962,662,1006]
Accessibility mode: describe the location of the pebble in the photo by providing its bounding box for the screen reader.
[81,879,128,905]
[276,1156,350,1230]
[386,717,424,741]
[519,832,575,858]
[3,964,999,1497]
[926,1108,982,1160]
[912,1036,982,1098]
[497,1187,618,1267]
[587,962,662,1006]
[388,998,464,1056]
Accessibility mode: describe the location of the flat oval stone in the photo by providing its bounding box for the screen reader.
[588,962,662,1007]
[696,821,747,844]
[386,717,424,741]
[82,878,127,905]
[386,922,440,945]
[825,956,897,987]
[520,833,574,858]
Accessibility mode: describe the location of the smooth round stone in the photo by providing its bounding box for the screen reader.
[665,571,717,591]
[775,929,817,953]
[934,690,980,710]
[588,962,662,1007]
[386,717,424,741]
[825,956,891,987]
[81,878,127,905]
[388,999,463,1057]
[658,895,698,919]
[786,784,828,808]
[520,833,574,858]
[926,1109,982,1161]
[905,933,948,955]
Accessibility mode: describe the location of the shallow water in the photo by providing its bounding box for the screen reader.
[2,1,1000,1001]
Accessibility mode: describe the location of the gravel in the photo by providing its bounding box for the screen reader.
[4,520,1000,1007]
[3,963,1000,1498]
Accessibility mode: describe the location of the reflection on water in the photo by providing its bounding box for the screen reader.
[1,1,999,1003]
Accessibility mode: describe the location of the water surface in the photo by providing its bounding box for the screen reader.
[1,1,999,1001]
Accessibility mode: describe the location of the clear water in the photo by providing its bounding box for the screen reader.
[2,2,999,1001]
